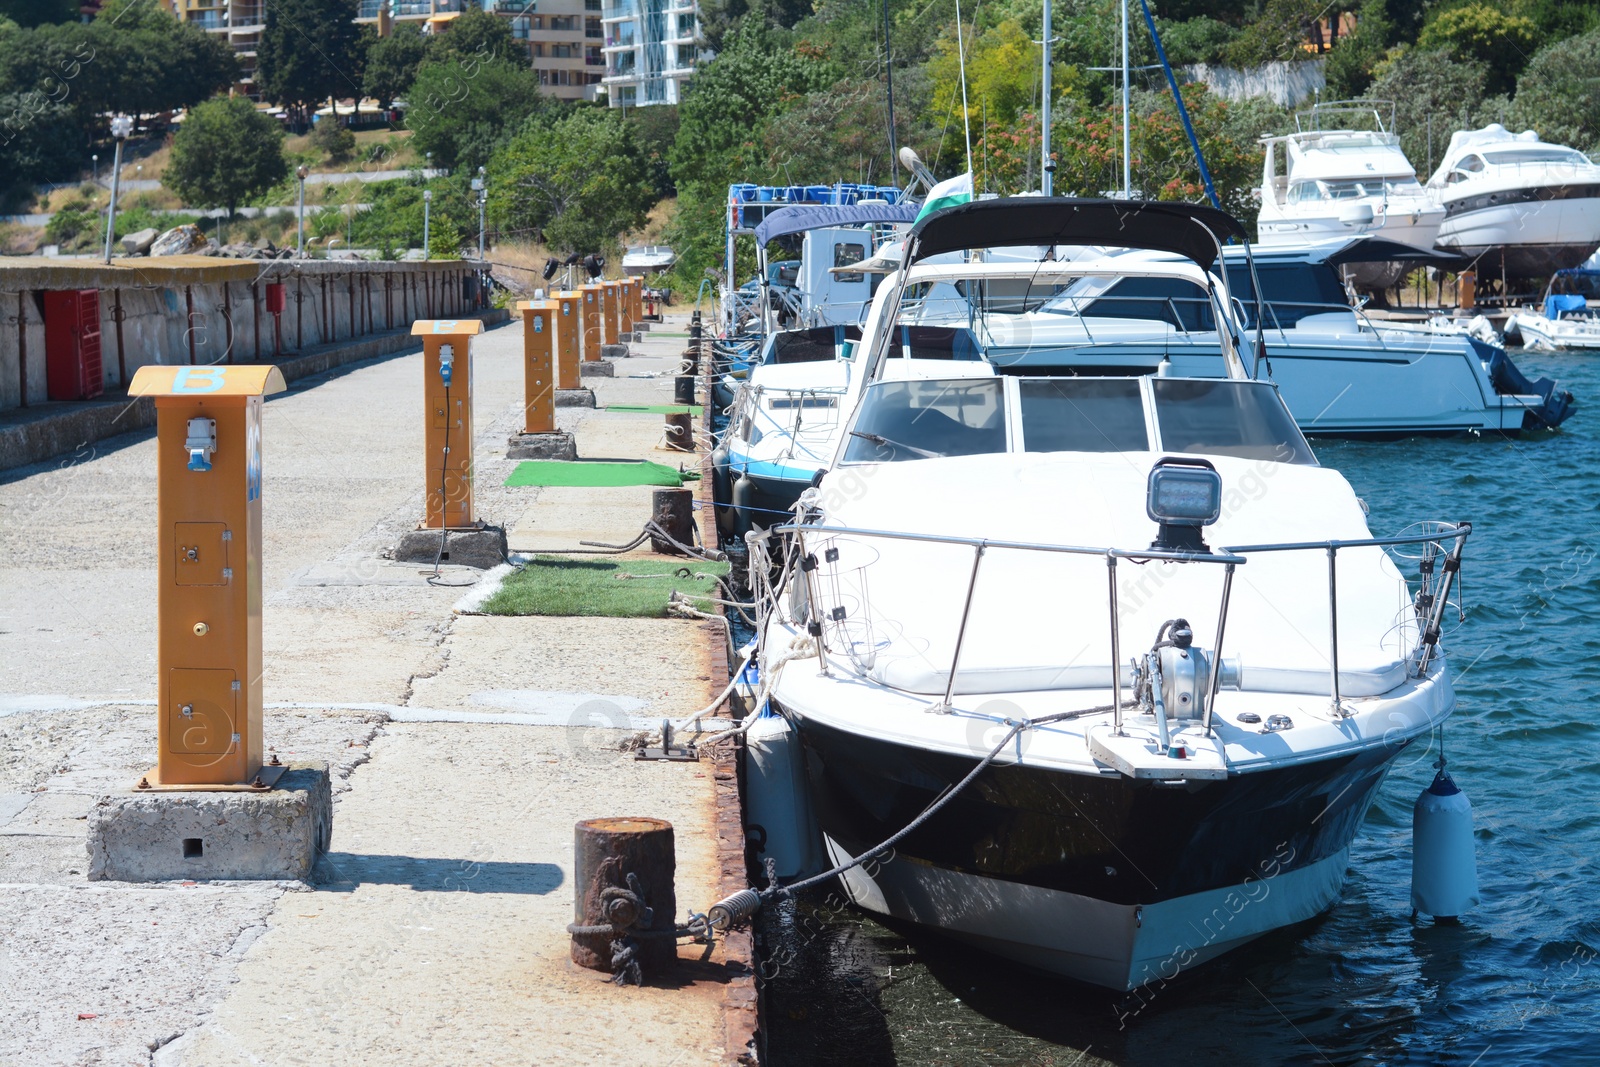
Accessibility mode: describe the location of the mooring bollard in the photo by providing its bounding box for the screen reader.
[650,487,695,554]
[673,375,697,406]
[663,412,694,453]
[570,817,677,984]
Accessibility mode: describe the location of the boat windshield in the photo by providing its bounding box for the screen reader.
[843,377,1316,464]
[1482,147,1591,167]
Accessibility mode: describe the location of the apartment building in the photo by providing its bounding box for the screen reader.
[162,0,267,92]
[485,0,605,102]
[600,0,706,107]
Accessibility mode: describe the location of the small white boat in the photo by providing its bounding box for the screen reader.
[621,245,676,276]
[1257,102,1444,289]
[1510,271,1600,350]
[1426,125,1600,279]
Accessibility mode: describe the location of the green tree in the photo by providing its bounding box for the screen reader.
[1220,0,1325,66]
[364,20,428,108]
[489,110,655,254]
[426,8,516,65]
[1500,28,1600,154]
[1417,4,1536,96]
[1364,47,1486,167]
[927,18,1074,131]
[0,0,73,27]
[94,0,239,117]
[626,104,681,199]
[666,20,833,280]
[1324,0,1391,98]
[405,55,549,173]
[165,96,289,234]
[1158,17,1239,65]
[257,0,363,130]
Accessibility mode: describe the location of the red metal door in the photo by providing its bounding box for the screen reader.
[44,289,104,400]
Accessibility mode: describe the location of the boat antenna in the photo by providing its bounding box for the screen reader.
[1136,0,1221,210]
[1041,0,1054,195]
[955,0,974,181]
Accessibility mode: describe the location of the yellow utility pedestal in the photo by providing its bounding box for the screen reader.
[415,319,484,529]
[601,281,620,346]
[579,284,603,363]
[617,279,634,336]
[508,301,579,460]
[631,278,644,324]
[128,363,287,789]
[517,300,556,434]
[554,291,582,391]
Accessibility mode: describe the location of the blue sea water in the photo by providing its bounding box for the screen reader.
[760,349,1600,1066]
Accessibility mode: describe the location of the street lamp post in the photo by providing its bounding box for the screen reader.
[91,153,98,185]
[102,114,133,265]
[422,188,432,261]
[295,164,308,258]
[472,166,486,262]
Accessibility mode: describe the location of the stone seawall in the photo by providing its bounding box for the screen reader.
[0,257,491,412]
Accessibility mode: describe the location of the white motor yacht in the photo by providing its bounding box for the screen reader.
[1426,124,1600,279]
[1258,102,1445,289]
[753,198,1473,991]
[1509,269,1600,351]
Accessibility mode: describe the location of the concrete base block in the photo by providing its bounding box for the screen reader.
[87,763,331,882]
[601,343,631,360]
[580,360,616,378]
[556,388,597,408]
[392,524,507,569]
[506,431,577,461]
[634,322,652,333]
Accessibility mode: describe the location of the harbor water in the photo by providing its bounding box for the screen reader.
[757,348,1600,1066]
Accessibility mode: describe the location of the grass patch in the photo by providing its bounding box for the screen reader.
[479,556,729,618]
[504,459,695,488]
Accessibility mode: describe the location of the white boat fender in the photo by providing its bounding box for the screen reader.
[743,710,822,881]
[1411,758,1480,920]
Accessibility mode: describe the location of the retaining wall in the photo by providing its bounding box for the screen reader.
[0,257,490,412]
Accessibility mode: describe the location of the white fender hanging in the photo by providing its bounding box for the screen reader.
[1411,759,1480,920]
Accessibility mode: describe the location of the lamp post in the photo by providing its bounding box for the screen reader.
[103,114,133,265]
[472,166,486,262]
[295,164,308,258]
[91,153,98,185]
[422,188,432,261]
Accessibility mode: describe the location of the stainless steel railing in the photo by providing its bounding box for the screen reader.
[781,519,1470,731]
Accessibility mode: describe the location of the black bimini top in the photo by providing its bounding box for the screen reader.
[907,197,1248,271]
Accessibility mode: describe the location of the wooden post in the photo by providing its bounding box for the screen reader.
[650,488,695,554]
[571,817,677,978]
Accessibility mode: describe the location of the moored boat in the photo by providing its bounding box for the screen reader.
[755,198,1474,990]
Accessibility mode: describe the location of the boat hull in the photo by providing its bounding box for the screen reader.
[1436,185,1600,278]
[792,712,1406,990]
[1257,209,1445,289]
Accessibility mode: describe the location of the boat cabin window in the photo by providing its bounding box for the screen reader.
[843,378,1006,462]
[1152,379,1316,464]
[843,376,1316,465]
[1019,379,1149,452]
[1223,262,1348,328]
[1459,154,1485,174]
[885,325,981,360]
[1071,276,1216,332]
[833,242,866,283]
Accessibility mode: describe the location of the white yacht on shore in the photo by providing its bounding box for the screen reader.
[1426,125,1600,279]
[754,198,1473,990]
[1258,102,1444,288]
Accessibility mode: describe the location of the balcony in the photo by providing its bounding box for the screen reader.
[190,12,223,29]
[357,0,383,16]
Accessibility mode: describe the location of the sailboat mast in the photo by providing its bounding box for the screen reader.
[1041,0,1052,195]
[1121,0,1131,197]
[884,0,897,185]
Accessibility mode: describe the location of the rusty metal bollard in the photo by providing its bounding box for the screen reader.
[663,412,694,452]
[650,488,695,555]
[570,817,677,984]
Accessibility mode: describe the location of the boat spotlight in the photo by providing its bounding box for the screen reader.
[1146,457,1222,554]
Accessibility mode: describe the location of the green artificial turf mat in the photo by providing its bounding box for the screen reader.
[479,556,730,617]
[605,404,705,415]
[503,459,697,488]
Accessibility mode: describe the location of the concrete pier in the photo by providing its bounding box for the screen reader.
[0,308,754,1064]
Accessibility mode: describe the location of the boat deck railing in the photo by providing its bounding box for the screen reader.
[781,518,1470,731]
